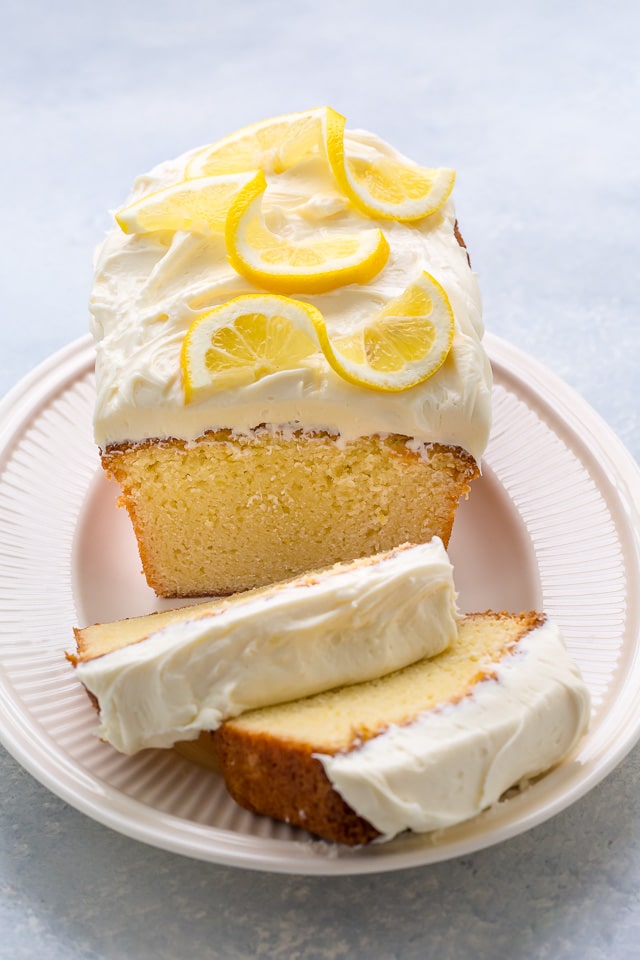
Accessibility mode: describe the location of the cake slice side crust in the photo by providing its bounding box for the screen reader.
[210,729,380,846]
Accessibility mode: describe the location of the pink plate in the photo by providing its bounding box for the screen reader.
[0,334,638,874]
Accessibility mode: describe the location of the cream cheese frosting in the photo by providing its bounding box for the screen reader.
[90,127,492,461]
[75,540,459,754]
[318,620,590,840]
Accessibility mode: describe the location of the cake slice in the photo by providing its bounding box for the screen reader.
[211,612,590,845]
[71,540,458,754]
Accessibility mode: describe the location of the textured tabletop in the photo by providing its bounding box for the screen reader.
[1,1,639,958]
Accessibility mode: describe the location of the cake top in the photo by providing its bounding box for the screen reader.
[91,107,492,459]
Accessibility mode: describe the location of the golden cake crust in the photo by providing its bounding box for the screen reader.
[210,730,381,845]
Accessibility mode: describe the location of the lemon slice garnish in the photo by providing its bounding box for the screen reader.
[334,155,456,222]
[185,107,329,178]
[121,107,453,238]
[181,294,322,401]
[185,106,454,221]
[115,172,262,235]
[224,171,389,294]
[181,276,454,400]
[323,109,455,221]
[318,271,455,391]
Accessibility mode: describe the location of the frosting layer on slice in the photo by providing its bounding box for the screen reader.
[73,540,458,754]
[318,619,590,840]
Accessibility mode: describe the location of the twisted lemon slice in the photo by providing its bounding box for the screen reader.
[323,109,456,221]
[185,106,454,222]
[115,172,262,236]
[334,154,456,222]
[181,275,454,401]
[186,107,328,178]
[320,272,455,390]
[181,294,321,401]
[225,171,389,294]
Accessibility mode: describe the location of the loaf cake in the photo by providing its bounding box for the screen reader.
[90,106,492,597]
[71,540,459,754]
[211,612,590,845]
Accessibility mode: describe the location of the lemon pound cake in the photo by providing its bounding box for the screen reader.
[211,613,590,845]
[70,541,458,754]
[91,107,492,597]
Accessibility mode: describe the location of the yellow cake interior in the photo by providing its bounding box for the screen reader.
[103,430,477,598]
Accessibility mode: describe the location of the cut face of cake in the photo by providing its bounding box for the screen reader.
[90,107,492,597]
[210,612,590,845]
[102,435,478,598]
[71,540,459,754]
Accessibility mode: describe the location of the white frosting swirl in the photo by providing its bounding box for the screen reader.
[90,129,492,461]
[318,620,590,840]
[75,540,459,754]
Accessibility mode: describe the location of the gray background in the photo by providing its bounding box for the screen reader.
[1,1,639,957]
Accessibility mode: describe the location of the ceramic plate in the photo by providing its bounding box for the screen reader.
[0,334,639,875]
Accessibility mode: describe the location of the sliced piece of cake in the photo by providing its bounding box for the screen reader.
[211,612,590,845]
[70,540,458,754]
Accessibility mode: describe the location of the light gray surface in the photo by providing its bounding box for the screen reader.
[1,1,639,958]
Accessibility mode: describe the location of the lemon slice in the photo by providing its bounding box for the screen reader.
[225,171,389,294]
[181,107,453,223]
[318,271,455,391]
[186,107,330,178]
[181,294,323,401]
[181,275,454,400]
[334,156,456,222]
[115,172,262,236]
[323,109,455,221]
